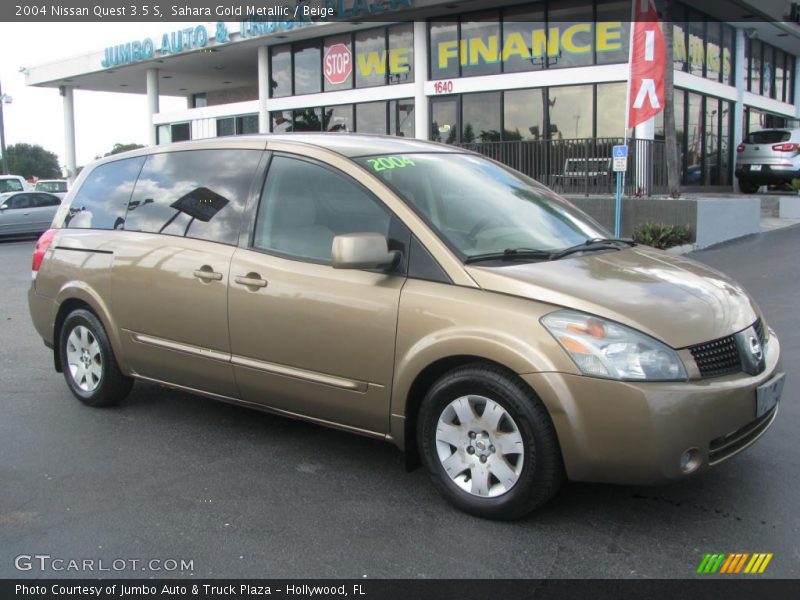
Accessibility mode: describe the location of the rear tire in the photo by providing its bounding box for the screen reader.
[737,178,760,194]
[59,309,132,407]
[417,363,564,520]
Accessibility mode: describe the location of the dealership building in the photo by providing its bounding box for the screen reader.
[25,0,800,191]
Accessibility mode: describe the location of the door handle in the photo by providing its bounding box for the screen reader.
[234,273,268,288]
[193,267,223,282]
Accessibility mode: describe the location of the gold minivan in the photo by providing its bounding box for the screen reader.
[28,135,784,519]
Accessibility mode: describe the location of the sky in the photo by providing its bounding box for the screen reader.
[0,23,187,171]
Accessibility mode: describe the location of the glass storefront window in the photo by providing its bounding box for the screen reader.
[595,0,629,66]
[705,21,722,83]
[762,45,775,98]
[323,35,353,92]
[786,56,795,103]
[430,97,458,144]
[271,111,293,133]
[672,2,687,72]
[430,21,458,80]
[548,85,593,139]
[294,40,322,95]
[504,89,545,140]
[459,11,501,77]
[356,101,387,134]
[749,40,761,95]
[461,92,501,142]
[325,104,353,132]
[547,0,594,69]
[293,107,323,131]
[501,4,546,73]
[595,83,626,138]
[674,89,685,176]
[388,24,414,84]
[355,28,387,88]
[704,96,719,185]
[237,114,259,134]
[687,14,705,78]
[775,51,785,103]
[719,101,732,186]
[686,93,703,185]
[721,25,734,86]
[390,99,415,138]
[270,45,292,98]
[216,117,235,137]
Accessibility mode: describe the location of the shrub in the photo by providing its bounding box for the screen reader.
[632,223,693,249]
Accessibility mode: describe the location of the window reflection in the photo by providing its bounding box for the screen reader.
[462,92,501,142]
[66,157,145,230]
[270,45,292,98]
[548,85,593,139]
[356,102,387,134]
[124,150,260,245]
[294,40,322,95]
[504,89,544,140]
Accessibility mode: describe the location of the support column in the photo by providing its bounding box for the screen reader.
[146,68,159,146]
[794,53,800,119]
[413,21,428,140]
[258,45,270,134]
[60,85,77,182]
[733,28,746,191]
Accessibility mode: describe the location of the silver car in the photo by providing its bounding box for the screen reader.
[0,191,62,237]
[736,128,800,193]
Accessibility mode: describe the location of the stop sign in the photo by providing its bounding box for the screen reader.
[323,43,352,85]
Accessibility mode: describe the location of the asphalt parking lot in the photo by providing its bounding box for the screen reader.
[1,228,798,579]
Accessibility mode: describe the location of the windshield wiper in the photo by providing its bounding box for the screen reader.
[548,237,636,261]
[465,247,552,264]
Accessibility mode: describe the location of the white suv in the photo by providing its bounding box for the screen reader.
[735,128,800,193]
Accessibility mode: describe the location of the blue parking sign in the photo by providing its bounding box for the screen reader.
[613,145,628,159]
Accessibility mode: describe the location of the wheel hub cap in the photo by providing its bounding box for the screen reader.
[65,325,103,392]
[435,395,524,498]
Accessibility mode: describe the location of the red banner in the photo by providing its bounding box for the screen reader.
[627,0,666,130]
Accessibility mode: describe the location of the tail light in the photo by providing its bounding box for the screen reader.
[736,144,745,153]
[771,143,799,152]
[32,229,57,276]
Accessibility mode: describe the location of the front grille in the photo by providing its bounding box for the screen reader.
[709,406,778,465]
[689,335,741,378]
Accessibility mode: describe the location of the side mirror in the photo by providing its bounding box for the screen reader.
[0,205,7,211]
[332,233,399,270]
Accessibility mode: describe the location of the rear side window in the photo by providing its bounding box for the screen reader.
[745,130,790,144]
[0,179,23,192]
[34,193,60,207]
[8,194,31,209]
[66,157,145,229]
[124,149,261,245]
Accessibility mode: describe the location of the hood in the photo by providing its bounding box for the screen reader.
[465,246,759,349]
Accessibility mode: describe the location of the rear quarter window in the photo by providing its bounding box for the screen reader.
[124,149,261,245]
[744,130,790,144]
[66,157,145,229]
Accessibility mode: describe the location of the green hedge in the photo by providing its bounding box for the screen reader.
[632,223,693,249]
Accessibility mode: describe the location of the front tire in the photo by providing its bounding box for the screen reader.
[59,309,132,407]
[417,363,563,520]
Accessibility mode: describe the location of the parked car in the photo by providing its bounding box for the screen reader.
[28,135,784,519]
[735,128,800,193]
[0,191,61,237]
[0,175,31,193]
[34,179,68,199]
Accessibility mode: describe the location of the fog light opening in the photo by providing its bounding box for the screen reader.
[680,448,702,474]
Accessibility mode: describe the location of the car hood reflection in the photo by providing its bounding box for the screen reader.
[465,245,760,348]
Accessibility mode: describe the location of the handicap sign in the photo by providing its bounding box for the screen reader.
[612,144,628,172]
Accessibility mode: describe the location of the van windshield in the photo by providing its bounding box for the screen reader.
[355,153,610,261]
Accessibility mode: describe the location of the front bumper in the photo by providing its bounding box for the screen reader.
[522,331,782,485]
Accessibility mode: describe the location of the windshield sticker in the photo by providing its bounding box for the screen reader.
[367,156,416,172]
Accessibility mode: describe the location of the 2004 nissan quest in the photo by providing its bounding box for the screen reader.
[29,134,784,520]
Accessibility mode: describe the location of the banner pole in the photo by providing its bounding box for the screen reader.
[617,0,638,238]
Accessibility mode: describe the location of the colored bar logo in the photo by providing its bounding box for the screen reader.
[697,553,773,574]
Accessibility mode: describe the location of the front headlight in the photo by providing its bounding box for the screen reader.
[541,309,687,381]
